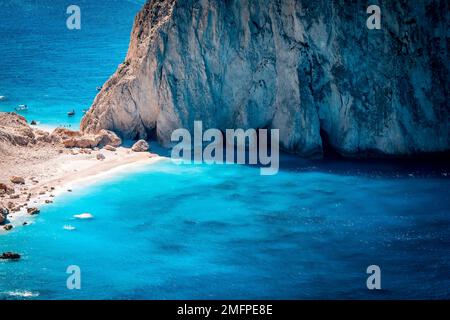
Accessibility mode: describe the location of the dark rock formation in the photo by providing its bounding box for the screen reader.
[81,0,449,158]
[0,252,21,260]
[27,207,40,215]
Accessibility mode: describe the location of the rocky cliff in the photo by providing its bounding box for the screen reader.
[81,0,449,158]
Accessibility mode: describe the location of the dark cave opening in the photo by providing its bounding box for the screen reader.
[319,128,342,159]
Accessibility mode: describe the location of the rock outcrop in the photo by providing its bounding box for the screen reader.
[81,0,449,158]
[52,128,122,149]
[10,176,25,185]
[131,139,149,152]
[27,207,40,215]
[0,113,35,147]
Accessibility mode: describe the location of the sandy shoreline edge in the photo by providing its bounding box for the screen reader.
[0,115,169,234]
[2,148,167,232]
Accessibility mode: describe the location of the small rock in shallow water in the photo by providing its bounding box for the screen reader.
[27,207,40,215]
[0,252,21,260]
[3,224,13,231]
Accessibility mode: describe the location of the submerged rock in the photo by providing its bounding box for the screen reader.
[81,0,449,158]
[131,140,149,152]
[0,252,21,260]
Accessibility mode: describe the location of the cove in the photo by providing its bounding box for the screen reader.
[0,158,449,299]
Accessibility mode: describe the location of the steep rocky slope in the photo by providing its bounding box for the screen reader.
[81,0,449,158]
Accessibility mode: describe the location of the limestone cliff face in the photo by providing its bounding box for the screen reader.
[81,0,449,158]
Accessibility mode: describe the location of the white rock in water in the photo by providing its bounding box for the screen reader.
[73,213,93,219]
[0,96,6,101]
[6,290,39,298]
[63,224,76,230]
[81,0,449,158]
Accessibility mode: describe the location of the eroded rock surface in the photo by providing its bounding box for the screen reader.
[131,139,150,152]
[81,0,449,158]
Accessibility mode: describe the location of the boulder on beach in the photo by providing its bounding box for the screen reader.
[63,135,99,149]
[0,206,9,216]
[0,252,21,260]
[51,128,82,140]
[103,145,116,151]
[27,207,40,215]
[0,183,15,195]
[10,176,25,184]
[56,129,121,149]
[34,129,53,143]
[96,129,122,147]
[96,153,105,161]
[131,140,149,152]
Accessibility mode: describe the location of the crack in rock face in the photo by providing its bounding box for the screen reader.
[81,0,449,158]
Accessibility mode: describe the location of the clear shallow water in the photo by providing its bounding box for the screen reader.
[0,159,449,299]
[0,0,144,127]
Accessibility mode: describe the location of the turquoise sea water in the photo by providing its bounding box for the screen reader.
[0,0,144,127]
[0,159,449,299]
[0,1,449,299]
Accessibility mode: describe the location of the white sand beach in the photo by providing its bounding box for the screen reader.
[0,113,166,232]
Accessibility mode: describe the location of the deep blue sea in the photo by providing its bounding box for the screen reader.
[0,0,144,127]
[0,1,449,300]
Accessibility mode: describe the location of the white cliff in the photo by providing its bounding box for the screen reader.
[81,0,449,158]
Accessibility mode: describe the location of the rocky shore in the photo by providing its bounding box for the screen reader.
[0,112,160,233]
